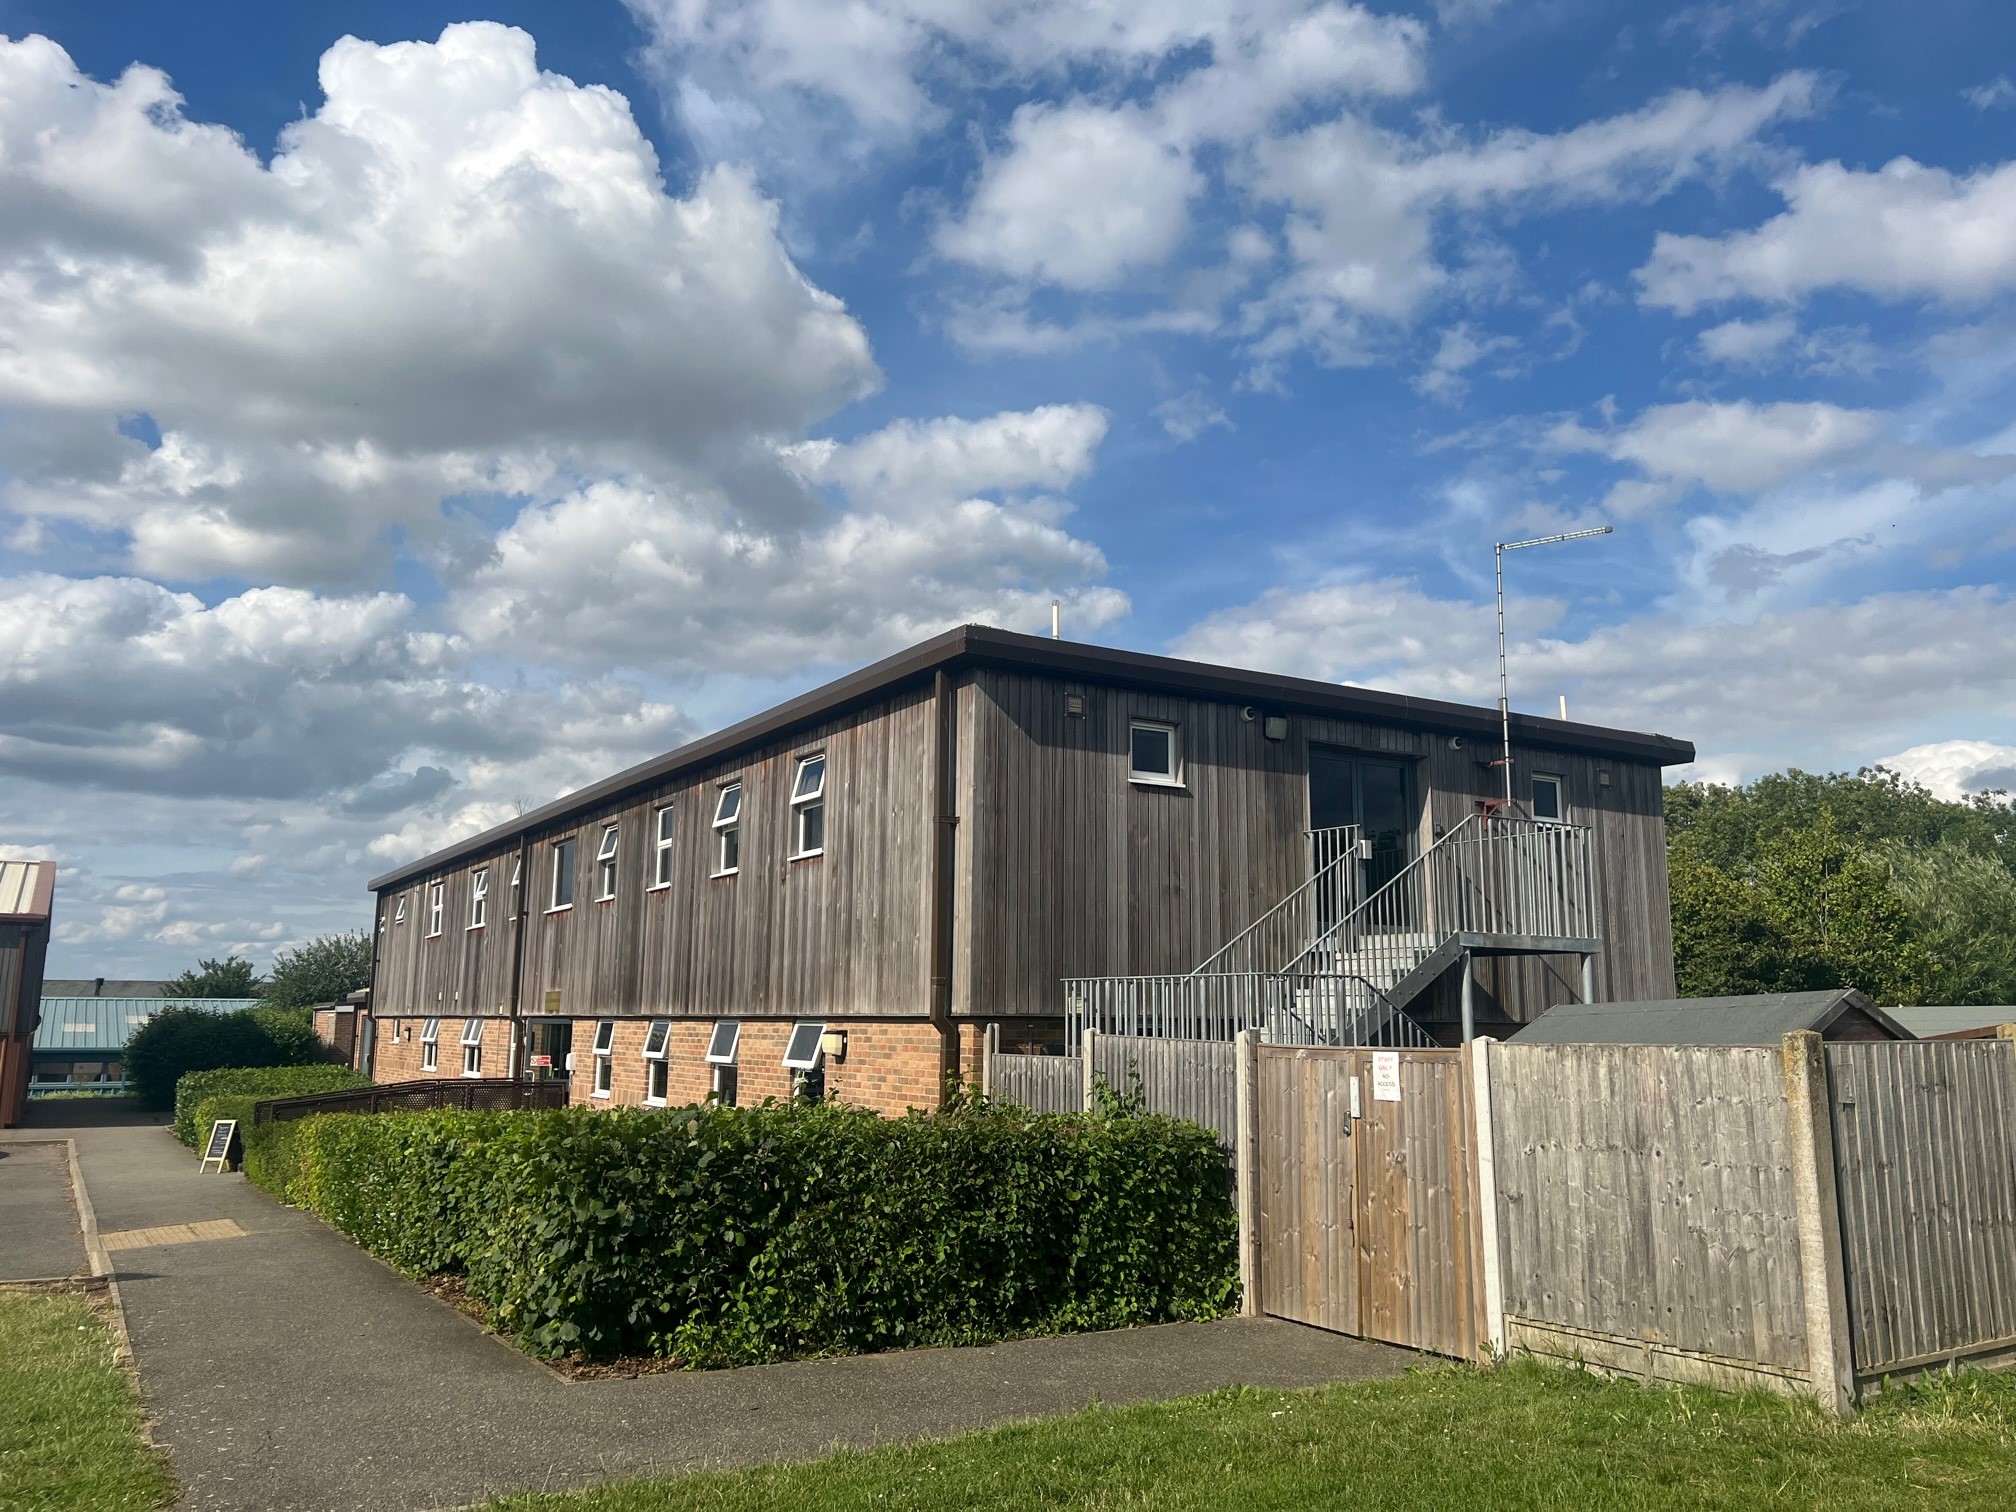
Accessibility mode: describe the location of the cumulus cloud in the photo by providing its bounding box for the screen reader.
[1877,740,2016,801]
[0,24,878,582]
[1639,157,2016,312]
[1177,580,2016,773]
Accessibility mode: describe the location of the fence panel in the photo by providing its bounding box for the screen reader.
[1827,1039,2016,1377]
[1487,1042,1811,1394]
[988,1052,1083,1115]
[1090,1035,1238,1145]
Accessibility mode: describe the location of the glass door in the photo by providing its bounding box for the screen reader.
[1309,749,1416,930]
[531,1020,573,1082]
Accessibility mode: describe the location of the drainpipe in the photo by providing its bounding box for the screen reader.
[928,669,961,1102]
[507,834,531,1081]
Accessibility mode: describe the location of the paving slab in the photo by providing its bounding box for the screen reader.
[0,1139,85,1280]
[24,1101,1413,1512]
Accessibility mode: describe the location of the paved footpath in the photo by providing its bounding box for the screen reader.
[8,1102,1411,1512]
[0,1139,86,1280]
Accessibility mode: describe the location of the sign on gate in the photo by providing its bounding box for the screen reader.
[1371,1051,1402,1102]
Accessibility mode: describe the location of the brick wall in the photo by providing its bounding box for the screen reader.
[370,1015,506,1082]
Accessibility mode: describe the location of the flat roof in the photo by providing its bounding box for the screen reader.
[31,997,262,1054]
[369,624,1697,892]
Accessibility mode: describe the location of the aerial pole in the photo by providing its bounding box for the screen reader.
[1493,526,1612,815]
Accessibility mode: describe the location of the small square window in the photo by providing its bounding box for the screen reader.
[460,1018,486,1047]
[592,1020,617,1055]
[705,1020,741,1066]
[1129,721,1180,785]
[470,868,489,929]
[712,1063,739,1107]
[652,804,675,888]
[1532,773,1566,823]
[596,824,619,900]
[782,1021,826,1071]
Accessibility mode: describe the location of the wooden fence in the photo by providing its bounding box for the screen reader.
[983,1028,1236,1144]
[1222,1028,2016,1412]
[1827,1039,2016,1379]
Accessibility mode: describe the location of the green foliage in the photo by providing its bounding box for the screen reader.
[189,1094,260,1162]
[247,1101,1237,1364]
[1669,768,2016,1004]
[159,955,265,998]
[262,930,373,1011]
[172,1063,372,1146]
[125,1006,328,1112]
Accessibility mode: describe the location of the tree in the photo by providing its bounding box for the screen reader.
[122,1005,324,1110]
[161,955,264,998]
[263,930,373,1011]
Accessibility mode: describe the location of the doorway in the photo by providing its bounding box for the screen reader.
[1309,749,1416,928]
[529,1020,573,1082]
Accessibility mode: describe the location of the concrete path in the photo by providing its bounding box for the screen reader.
[0,1139,85,1280]
[12,1102,1412,1512]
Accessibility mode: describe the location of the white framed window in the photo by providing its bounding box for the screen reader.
[426,882,445,937]
[470,868,489,929]
[460,1018,485,1077]
[712,783,742,876]
[394,894,407,926]
[549,837,576,911]
[419,1017,440,1073]
[790,754,826,859]
[509,856,522,920]
[707,1020,741,1107]
[1532,773,1566,824]
[591,1019,615,1098]
[1128,721,1181,786]
[595,823,620,901]
[642,1018,672,1105]
[782,1020,826,1102]
[651,804,676,889]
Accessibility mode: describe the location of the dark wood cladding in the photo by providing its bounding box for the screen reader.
[375,689,934,1022]
[370,843,519,1018]
[959,670,1675,1023]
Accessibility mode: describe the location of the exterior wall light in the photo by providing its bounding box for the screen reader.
[819,1028,849,1062]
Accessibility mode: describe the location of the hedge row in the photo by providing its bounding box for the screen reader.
[173,1064,372,1147]
[129,1007,330,1111]
[245,1100,1238,1365]
[190,1094,262,1163]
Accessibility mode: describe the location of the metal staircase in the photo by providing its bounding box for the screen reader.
[1064,815,1601,1047]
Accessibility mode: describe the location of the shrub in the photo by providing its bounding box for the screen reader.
[127,1007,331,1113]
[246,1100,1237,1364]
[172,1064,372,1146]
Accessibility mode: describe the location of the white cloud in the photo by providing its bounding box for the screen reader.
[1639,157,2016,312]
[1696,314,1798,365]
[1177,580,2016,774]
[1694,314,1878,375]
[1876,740,2016,801]
[0,25,878,582]
[1154,391,1233,442]
[1962,77,2016,112]
[1414,323,1518,403]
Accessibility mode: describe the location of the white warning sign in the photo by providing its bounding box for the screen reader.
[1371,1051,1402,1103]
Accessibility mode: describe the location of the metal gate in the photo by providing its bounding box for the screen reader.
[1253,1044,1483,1358]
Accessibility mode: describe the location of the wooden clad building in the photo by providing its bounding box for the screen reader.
[363,627,1694,1115]
[0,859,55,1128]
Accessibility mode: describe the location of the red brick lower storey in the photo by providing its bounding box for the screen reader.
[365,1013,1062,1119]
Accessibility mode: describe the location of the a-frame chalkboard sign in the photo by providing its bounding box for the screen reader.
[199,1118,239,1173]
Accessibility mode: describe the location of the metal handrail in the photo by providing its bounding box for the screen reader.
[1063,971,1437,1048]
[252,1077,568,1126]
[1191,825,1361,976]
[1281,814,1598,986]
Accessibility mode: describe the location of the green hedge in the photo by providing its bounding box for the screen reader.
[128,1007,330,1112]
[246,1100,1237,1364]
[173,1064,372,1147]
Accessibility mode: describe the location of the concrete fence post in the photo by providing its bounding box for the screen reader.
[1468,1036,1507,1361]
[1781,1029,1856,1415]
[1082,1028,1096,1112]
[981,1022,998,1101]
[1235,1029,1261,1317]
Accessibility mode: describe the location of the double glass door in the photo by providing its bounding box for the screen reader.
[1309,750,1415,930]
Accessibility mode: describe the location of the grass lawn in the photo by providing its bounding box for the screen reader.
[0,1288,174,1512]
[492,1358,2016,1511]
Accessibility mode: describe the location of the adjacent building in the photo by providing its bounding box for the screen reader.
[29,996,263,1096]
[0,859,55,1127]
[363,626,1695,1115]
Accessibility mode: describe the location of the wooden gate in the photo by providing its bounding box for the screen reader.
[1253,1044,1483,1358]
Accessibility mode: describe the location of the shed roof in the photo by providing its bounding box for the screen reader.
[41,979,172,998]
[0,860,54,922]
[1506,989,1912,1047]
[30,997,262,1055]
[369,624,1698,892]
[1886,1005,2016,1040]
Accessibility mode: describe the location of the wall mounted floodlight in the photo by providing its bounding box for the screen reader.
[1494,527,1612,812]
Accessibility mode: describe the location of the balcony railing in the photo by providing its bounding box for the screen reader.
[1062,972,1437,1049]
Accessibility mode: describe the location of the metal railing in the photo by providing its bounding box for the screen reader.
[252,1077,569,1126]
[1283,816,1597,992]
[1063,972,1437,1049]
[1193,825,1361,976]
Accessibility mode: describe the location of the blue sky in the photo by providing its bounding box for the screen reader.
[4,0,2016,974]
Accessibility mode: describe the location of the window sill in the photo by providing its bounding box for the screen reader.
[425,930,444,940]
[710,869,739,880]
[789,849,825,863]
[591,1088,611,1100]
[465,923,486,932]
[1128,775,1185,790]
[643,1097,668,1108]
[543,904,573,915]
[646,882,673,893]
[594,894,617,905]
